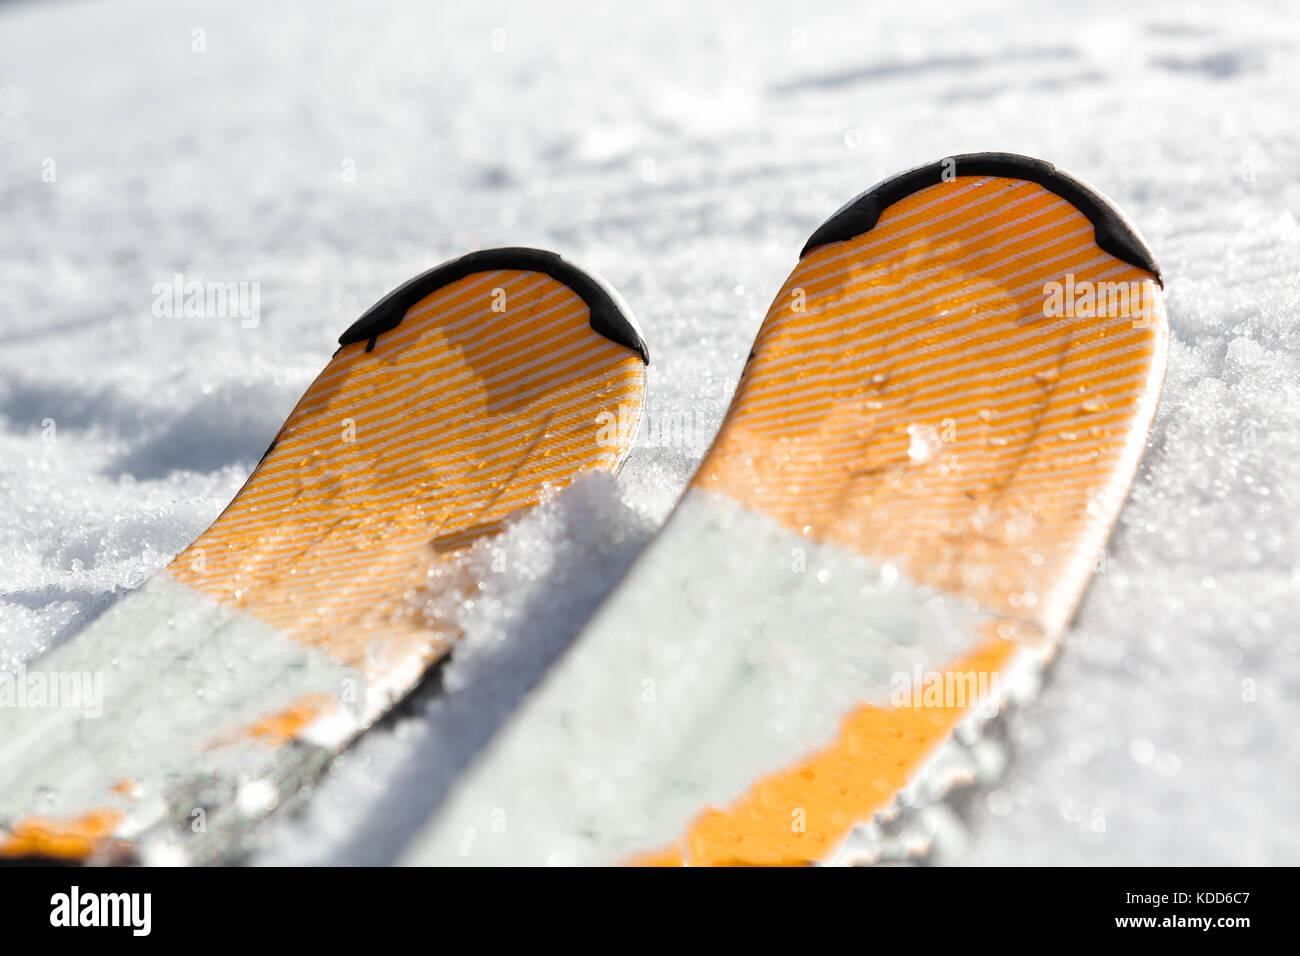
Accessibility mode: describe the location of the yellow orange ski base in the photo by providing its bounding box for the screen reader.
[406,155,1168,866]
[171,258,646,692]
[0,249,647,863]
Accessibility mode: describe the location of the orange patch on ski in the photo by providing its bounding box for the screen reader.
[226,693,338,748]
[0,808,123,861]
[637,635,1019,866]
[694,176,1167,637]
[168,270,645,680]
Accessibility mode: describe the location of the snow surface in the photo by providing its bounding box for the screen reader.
[1,0,1297,865]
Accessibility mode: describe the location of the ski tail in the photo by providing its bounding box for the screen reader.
[167,247,647,676]
[706,152,1165,642]
[0,248,647,863]
[654,154,1168,864]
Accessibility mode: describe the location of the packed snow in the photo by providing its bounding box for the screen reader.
[1,0,1297,864]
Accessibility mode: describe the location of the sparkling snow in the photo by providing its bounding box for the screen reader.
[1,0,1297,864]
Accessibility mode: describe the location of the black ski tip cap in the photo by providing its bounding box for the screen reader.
[337,246,650,364]
[800,152,1163,286]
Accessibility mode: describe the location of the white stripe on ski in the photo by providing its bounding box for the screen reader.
[402,489,1015,866]
[0,577,362,860]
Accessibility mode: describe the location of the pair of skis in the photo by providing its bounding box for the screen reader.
[0,153,1167,866]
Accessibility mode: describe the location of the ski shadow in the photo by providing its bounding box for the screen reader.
[1,584,123,653]
[108,380,289,481]
[0,378,147,437]
[299,473,662,865]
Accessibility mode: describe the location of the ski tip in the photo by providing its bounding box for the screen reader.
[800,152,1163,286]
[337,247,650,364]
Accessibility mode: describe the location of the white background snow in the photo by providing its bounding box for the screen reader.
[1,0,1296,865]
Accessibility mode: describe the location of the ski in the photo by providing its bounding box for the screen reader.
[0,247,648,863]
[404,154,1168,866]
